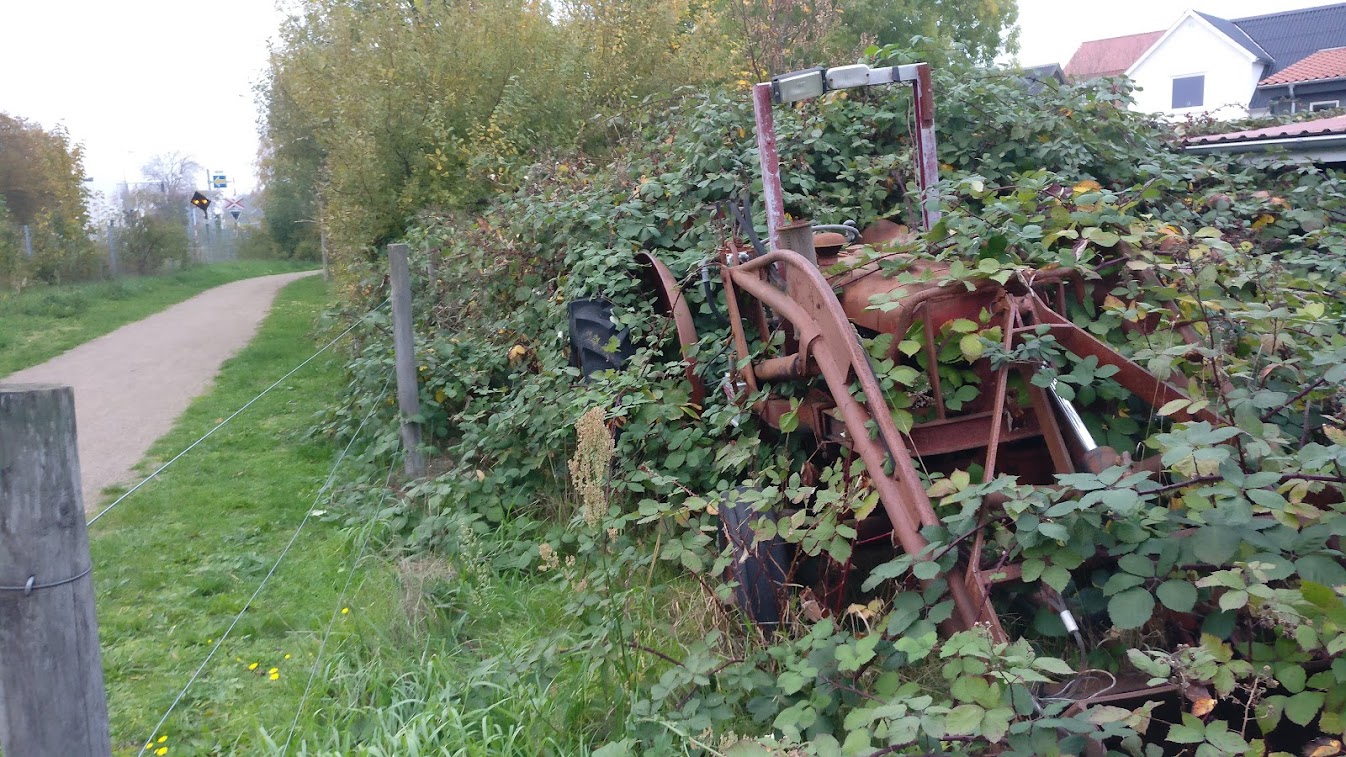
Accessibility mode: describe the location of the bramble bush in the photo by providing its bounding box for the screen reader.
[321,50,1346,754]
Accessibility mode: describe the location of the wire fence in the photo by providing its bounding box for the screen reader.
[73,292,402,752]
[86,298,390,527]
[135,375,394,756]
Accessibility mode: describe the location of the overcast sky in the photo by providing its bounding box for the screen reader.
[0,0,1337,211]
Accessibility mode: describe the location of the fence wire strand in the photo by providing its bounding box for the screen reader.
[135,374,394,756]
[281,457,400,754]
[87,298,390,527]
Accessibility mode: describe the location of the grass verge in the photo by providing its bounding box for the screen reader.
[91,276,400,755]
[0,260,318,377]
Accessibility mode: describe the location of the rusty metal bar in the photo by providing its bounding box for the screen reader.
[912,63,941,230]
[753,83,785,254]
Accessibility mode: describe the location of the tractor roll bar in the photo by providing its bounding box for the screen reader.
[752,62,941,255]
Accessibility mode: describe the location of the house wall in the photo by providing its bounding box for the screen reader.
[1128,15,1264,118]
[1259,81,1346,115]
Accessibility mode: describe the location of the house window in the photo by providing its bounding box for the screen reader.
[1172,75,1205,109]
[1310,100,1341,112]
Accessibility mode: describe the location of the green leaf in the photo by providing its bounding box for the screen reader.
[913,560,941,580]
[1275,663,1307,694]
[959,333,985,361]
[1108,587,1156,630]
[1191,526,1240,565]
[1165,722,1205,744]
[1156,580,1197,613]
[1117,552,1155,577]
[1296,555,1346,587]
[1038,521,1069,542]
[1032,656,1076,676]
[1301,580,1338,608]
[943,704,984,736]
[1284,690,1324,726]
[1218,589,1248,611]
[1203,726,1247,753]
[1157,398,1190,416]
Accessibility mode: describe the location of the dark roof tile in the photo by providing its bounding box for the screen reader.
[1235,3,1346,107]
[1195,12,1271,61]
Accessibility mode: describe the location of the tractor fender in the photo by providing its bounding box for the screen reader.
[635,252,705,407]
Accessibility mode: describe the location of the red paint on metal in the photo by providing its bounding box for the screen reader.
[912,63,941,230]
[753,83,786,253]
[634,252,705,407]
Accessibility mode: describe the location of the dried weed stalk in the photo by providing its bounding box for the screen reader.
[569,406,614,526]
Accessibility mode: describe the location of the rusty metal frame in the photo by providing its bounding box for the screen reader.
[753,62,941,254]
[721,244,1228,643]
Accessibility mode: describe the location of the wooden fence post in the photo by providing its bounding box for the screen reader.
[0,384,111,756]
[388,244,426,479]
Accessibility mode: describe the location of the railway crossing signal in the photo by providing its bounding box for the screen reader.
[190,191,210,217]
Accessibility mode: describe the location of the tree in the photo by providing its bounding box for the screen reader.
[139,151,203,217]
[833,0,1019,65]
[0,113,96,284]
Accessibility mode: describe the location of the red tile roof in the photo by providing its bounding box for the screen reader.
[1260,46,1346,86]
[1186,113,1346,145]
[1063,31,1164,79]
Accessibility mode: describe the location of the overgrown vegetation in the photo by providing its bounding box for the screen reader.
[293,44,1346,753]
[258,0,1018,267]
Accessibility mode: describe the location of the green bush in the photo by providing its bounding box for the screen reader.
[117,213,190,275]
[320,52,1346,754]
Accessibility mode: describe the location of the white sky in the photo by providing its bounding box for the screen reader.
[0,0,1337,212]
[0,0,285,209]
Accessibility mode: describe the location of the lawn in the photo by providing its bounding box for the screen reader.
[89,276,401,755]
[0,260,318,377]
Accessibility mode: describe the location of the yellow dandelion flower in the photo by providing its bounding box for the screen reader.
[248,662,259,671]
[341,607,350,615]
[158,736,167,743]
[269,670,280,681]
[156,748,168,756]
[284,654,291,660]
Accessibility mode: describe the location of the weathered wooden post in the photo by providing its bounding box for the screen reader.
[0,384,111,756]
[388,244,426,479]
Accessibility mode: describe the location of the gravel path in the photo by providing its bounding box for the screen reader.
[3,271,319,509]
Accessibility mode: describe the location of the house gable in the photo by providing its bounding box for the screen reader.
[1126,11,1268,117]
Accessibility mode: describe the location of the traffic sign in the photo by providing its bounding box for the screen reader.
[230,209,241,221]
[211,172,228,189]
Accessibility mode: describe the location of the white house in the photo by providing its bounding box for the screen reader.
[1063,3,1346,118]
[1126,11,1270,118]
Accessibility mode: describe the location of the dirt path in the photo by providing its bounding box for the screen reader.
[4,271,318,509]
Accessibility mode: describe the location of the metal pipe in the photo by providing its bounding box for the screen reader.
[912,63,942,230]
[1048,380,1098,452]
[753,82,785,253]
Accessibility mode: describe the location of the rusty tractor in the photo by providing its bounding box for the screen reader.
[570,62,1249,718]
